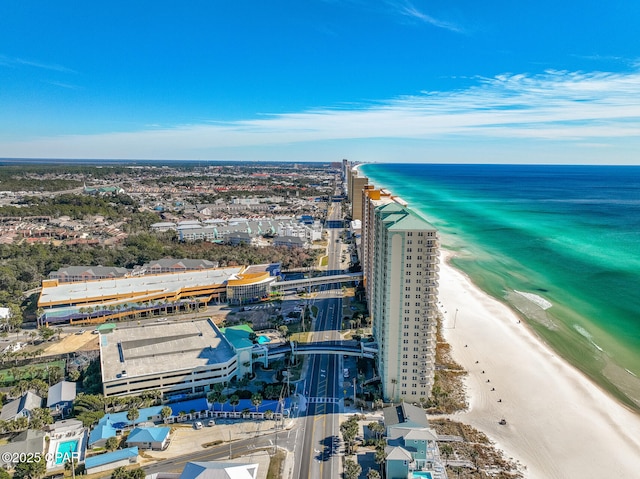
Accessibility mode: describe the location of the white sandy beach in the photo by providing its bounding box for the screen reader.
[438,251,640,478]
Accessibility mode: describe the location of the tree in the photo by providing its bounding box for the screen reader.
[367,469,381,479]
[340,415,360,455]
[7,303,23,332]
[343,459,362,479]
[374,446,386,468]
[251,393,263,413]
[440,443,453,464]
[105,436,119,452]
[229,394,240,413]
[29,408,53,429]
[368,421,385,441]
[13,455,46,479]
[111,467,130,479]
[128,468,145,479]
[160,406,173,423]
[278,325,289,338]
[38,326,55,342]
[217,394,227,413]
[127,407,139,427]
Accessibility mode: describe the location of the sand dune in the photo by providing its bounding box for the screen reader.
[438,251,640,478]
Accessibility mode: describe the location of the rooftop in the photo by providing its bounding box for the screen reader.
[126,426,170,444]
[100,319,235,383]
[39,266,244,306]
[85,447,138,469]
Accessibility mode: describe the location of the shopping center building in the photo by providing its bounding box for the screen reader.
[37,264,280,325]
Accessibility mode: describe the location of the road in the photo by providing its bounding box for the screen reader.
[293,201,347,479]
[133,427,300,479]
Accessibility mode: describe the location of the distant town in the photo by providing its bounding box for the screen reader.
[0,160,521,479]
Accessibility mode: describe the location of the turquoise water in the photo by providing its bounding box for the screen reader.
[411,472,433,478]
[257,335,271,344]
[361,163,640,410]
[55,439,79,465]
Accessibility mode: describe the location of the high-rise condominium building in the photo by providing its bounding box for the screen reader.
[360,182,439,403]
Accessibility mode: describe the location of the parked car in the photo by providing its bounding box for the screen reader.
[208,420,215,427]
[194,421,203,430]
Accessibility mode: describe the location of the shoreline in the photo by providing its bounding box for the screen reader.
[438,249,640,478]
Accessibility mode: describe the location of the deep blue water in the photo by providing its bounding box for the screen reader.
[361,163,640,409]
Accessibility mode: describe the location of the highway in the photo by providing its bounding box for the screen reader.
[293,200,347,479]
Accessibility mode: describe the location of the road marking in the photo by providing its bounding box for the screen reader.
[307,396,339,404]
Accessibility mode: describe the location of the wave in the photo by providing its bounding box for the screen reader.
[514,290,552,310]
[573,324,604,352]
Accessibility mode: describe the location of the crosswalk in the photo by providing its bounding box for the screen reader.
[242,304,274,310]
[307,396,340,404]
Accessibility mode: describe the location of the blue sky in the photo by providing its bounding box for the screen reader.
[1,0,640,164]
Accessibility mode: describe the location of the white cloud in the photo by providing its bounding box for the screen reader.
[0,54,77,74]
[2,68,640,163]
[389,0,463,33]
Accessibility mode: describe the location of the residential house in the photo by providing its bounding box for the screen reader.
[125,427,171,450]
[0,392,42,422]
[179,461,259,479]
[0,430,45,468]
[84,447,139,475]
[273,236,306,248]
[383,403,447,479]
[88,418,117,448]
[47,381,77,417]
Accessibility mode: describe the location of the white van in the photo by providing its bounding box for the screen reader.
[193,421,203,430]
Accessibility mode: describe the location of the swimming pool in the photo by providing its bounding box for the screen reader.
[257,335,271,344]
[411,472,433,479]
[55,439,79,465]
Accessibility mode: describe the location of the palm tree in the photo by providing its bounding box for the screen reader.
[251,393,263,414]
[368,421,385,441]
[217,394,227,414]
[367,469,381,479]
[160,406,173,423]
[207,391,219,411]
[229,395,240,414]
[127,407,139,427]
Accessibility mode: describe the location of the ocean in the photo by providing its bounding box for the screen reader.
[361,163,640,410]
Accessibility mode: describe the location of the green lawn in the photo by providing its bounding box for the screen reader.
[0,360,65,385]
